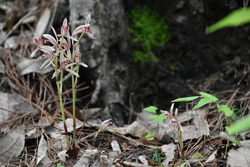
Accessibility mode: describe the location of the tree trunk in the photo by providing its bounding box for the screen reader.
[69,0,132,126]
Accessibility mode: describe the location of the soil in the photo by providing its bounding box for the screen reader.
[123,0,250,113]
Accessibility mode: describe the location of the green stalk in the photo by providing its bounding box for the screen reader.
[71,33,84,145]
[74,32,85,47]
[54,37,70,148]
[177,129,183,157]
[71,62,80,145]
[56,69,70,148]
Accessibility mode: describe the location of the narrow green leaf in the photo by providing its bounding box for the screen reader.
[145,131,156,140]
[217,104,234,116]
[199,92,218,102]
[192,152,203,159]
[206,7,250,33]
[226,115,250,135]
[171,96,200,102]
[144,106,158,113]
[193,97,211,110]
[150,114,167,124]
[229,139,241,146]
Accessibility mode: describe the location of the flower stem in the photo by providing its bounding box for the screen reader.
[56,69,70,148]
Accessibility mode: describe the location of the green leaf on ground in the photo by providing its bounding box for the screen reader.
[206,7,250,33]
[226,115,250,135]
[199,92,218,102]
[192,152,203,159]
[217,104,234,116]
[57,163,64,167]
[229,139,241,146]
[144,106,158,113]
[193,97,212,110]
[150,114,167,124]
[171,96,200,102]
[145,131,156,140]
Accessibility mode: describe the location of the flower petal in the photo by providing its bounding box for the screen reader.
[40,45,55,53]
[170,103,174,117]
[31,47,40,57]
[85,14,91,25]
[79,62,88,68]
[43,34,57,46]
[65,68,79,77]
[72,25,85,36]
[51,26,58,41]
[86,32,95,39]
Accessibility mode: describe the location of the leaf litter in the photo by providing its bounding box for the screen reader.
[0,1,250,167]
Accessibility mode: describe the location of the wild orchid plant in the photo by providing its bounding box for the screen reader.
[144,104,184,154]
[160,104,184,153]
[31,14,95,148]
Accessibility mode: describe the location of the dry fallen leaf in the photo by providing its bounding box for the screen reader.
[137,110,170,141]
[0,125,25,164]
[55,118,83,132]
[73,149,98,167]
[227,146,250,167]
[0,91,36,123]
[178,109,210,141]
[16,57,54,75]
[37,134,51,165]
[35,7,51,36]
[161,143,177,166]
[125,121,149,139]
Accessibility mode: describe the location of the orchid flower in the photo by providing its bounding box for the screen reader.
[74,51,88,68]
[43,34,57,46]
[40,51,56,69]
[31,34,55,57]
[61,18,70,37]
[100,119,112,130]
[72,14,95,39]
[161,103,183,132]
[52,57,79,78]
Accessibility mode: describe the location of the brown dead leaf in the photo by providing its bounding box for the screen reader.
[227,146,250,167]
[0,125,25,164]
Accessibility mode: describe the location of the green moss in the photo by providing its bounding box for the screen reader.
[128,6,170,64]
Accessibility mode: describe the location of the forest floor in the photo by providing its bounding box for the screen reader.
[1,1,250,167]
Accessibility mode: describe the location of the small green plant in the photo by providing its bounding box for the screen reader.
[172,91,234,117]
[172,92,250,135]
[128,6,170,64]
[148,148,167,167]
[144,104,184,154]
[165,59,179,70]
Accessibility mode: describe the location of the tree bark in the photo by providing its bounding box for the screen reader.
[69,0,132,126]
